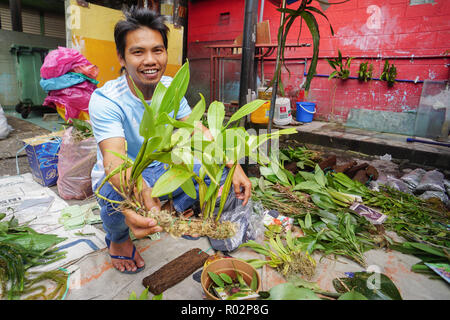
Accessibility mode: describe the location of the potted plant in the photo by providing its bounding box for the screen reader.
[95,60,297,239]
[268,0,347,98]
[201,257,261,300]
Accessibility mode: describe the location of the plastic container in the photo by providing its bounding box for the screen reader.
[257,86,272,100]
[273,97,292,125]
[296,102,316,123]
[250,100,270,124]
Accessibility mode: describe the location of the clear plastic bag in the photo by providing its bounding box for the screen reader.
[419,190,449,208]
[209,192,264,252]
[415,170,445,193]
[384,175,413,194]
[56,126,97,200]
[400,168,426,190]
[0,105,13,140]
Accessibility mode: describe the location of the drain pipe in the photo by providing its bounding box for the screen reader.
[305,72,425,84]
[406,137,450,148]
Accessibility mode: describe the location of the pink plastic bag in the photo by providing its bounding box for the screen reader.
[41,46,94,79]
[57,126,97,200]
[43,81,97,120]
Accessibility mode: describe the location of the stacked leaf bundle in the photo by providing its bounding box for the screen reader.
[247,148,449,279]
[0,213,68,299]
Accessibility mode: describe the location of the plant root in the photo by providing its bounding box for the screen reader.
[141,208,237,240]
[278,250,316,280]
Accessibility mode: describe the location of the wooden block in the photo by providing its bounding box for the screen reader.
[142,248,210,295]
[318,155,337,170]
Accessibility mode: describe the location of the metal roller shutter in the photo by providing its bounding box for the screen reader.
[44,12,65,39]
[0,3,12,30]
[21,8,41,35]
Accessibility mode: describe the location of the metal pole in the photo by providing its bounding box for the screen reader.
[259,0,265,23]
[267,0,286,155]
[238,0,258,108]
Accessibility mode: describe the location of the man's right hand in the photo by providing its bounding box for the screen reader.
[122,207,163,238]
[125,183,163,238]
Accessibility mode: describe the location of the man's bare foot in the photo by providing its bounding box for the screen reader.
[107,238,145,273]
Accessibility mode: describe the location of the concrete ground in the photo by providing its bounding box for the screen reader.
[1,109,449,300]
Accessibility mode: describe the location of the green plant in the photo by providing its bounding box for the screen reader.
[326,50,353,80]
[128,287,163,300]
[240,231,316,279]
[0,213,68,299]
[357,62,373,82]
[269,0,347,98]
[380,60,397,87]
[95,60,296,239]
[207,270,258,300]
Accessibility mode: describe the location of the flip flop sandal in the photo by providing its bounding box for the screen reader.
[105,238,145,274]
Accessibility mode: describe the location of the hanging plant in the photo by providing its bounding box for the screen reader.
[380,60,397,87]
[268,0,349,98]
[357,61,373,82]
[326,49,353,80]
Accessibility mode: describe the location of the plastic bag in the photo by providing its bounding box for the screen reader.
[415,170,445,193]
[0,105,13,139]
[209,192,264,252]
[400,168,426,190]
[40,46,95,79]
[40,73,87,92]
[384,175,413,194]
[419,191,449,208]
[72,64,99,79]
[57,126,97,200]
[43,80,97,121]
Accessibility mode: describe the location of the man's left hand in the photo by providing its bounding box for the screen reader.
[232,164,252,206]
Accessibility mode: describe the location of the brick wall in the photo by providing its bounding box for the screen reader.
[187,0,450,122]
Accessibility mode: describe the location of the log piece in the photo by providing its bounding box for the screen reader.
[142,248,210,295]
[345,162,369,178]
[318,155,337,170]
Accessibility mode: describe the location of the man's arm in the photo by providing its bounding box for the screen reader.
[99,137,162,236]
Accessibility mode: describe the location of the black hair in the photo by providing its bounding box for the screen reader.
[114,6,169,60]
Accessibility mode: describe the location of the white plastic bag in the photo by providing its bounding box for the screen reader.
[0,105,13,139]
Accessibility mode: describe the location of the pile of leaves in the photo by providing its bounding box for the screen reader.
[246,146,449,282]
[0,213,68,299]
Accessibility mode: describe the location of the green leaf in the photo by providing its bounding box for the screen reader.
[333,272,402,300]
[250,271,258,291]
[207,101,226,140]
[338,290,368,300]
[314,164,327,187]
[151,166,194,197]
[152,293,163,300]
[408,242,447,258]
[139,287,149,300]
[216,163,237,222]
[208,271,225,287]
[267,282,321,300]
[180,177,197,200]
[225,99,265,128]
[219,273,233,284]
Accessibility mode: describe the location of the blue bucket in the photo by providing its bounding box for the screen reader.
[296,102,316,123]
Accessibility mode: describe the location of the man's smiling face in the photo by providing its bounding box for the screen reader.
[119,26,168,99]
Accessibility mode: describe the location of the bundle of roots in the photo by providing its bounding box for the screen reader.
[135,206,237,240]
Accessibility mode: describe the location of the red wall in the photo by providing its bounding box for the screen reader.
[187,0,450,122]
